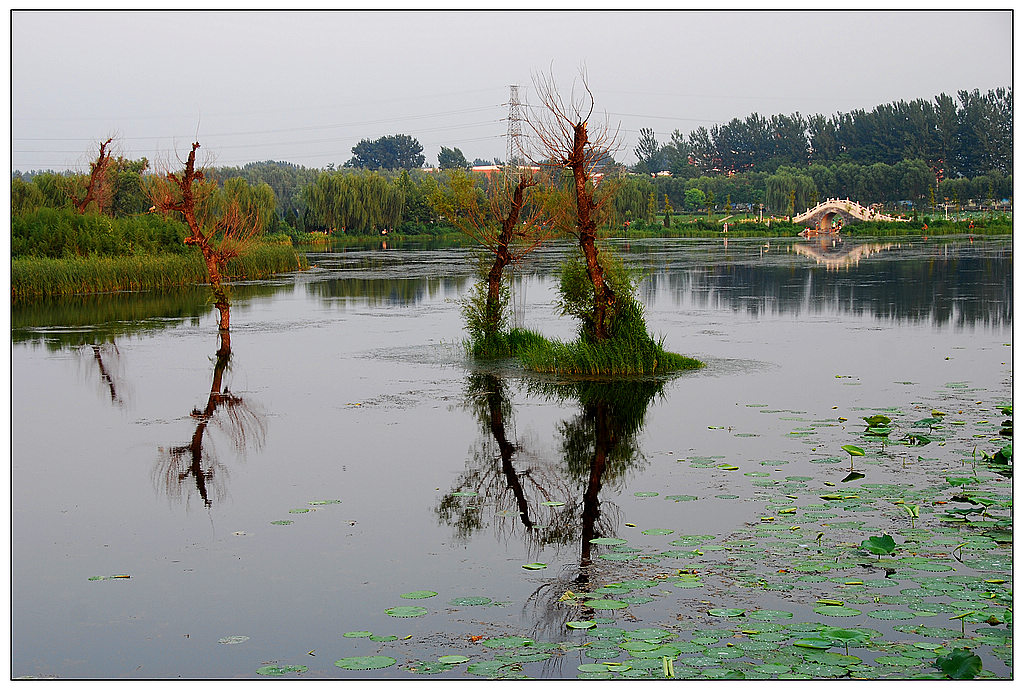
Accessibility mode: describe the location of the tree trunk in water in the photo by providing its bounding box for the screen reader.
[215,297,231,334]
[200,247,231,337]
[484,178,529,336]
[485,256,507,335]
[570,123,615,340]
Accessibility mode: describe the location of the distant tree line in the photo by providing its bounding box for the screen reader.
[13,87,1012,231]
[612,160,1011,221]
[633,88,1012,182]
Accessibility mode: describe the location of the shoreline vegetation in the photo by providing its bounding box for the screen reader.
[12,244,307,301]
[11,214,1009,301]
[289,214,1011,248]
[10,207,307,301]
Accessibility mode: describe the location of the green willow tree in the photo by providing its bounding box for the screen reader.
[302,171,404,233]
[429,167,555,350]
[219,178,277,233]
[765,169,815,213]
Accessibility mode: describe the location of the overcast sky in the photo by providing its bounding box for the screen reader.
[10,9,1013,173]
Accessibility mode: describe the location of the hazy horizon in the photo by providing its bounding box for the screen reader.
[11,9,1013,173]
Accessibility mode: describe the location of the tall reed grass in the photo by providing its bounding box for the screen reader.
[513,328,702,376]
[470,303,704,376]
[12,245,307,301]
[12,207,189,258]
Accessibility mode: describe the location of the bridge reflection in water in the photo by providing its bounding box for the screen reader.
[793,238,897,270]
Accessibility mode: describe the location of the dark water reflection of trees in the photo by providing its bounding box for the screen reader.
[438,372,665,638]
[154,329,266,509]
[631,239,1011,327]
[305,276,468,307]
[10,283,284,350]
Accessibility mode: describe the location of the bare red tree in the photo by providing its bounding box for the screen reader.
[529,69,622,340]
[68,137,115,214]
[146,142,261,345]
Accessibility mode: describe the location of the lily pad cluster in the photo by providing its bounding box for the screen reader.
[267,387,1010,679]
[270,498,342,526]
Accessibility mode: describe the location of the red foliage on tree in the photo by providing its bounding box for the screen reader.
[529,69,622,340]
[69,137,115,214]
[146,142,262,343]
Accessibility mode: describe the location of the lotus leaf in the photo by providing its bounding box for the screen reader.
[438,655,470,664]
[814,605,862,617]
[748,609,793,620]
[385,606,428,617]
[481,635,534,649]
[584,647,623,659]
[708,608,746,617]
[448,596,491,606]
[256,664,307,676]
[466,660,512,677]
[875,655,925,667]
[861,534,897,556]
[334,656,397,670]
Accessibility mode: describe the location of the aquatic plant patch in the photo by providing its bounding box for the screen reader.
[243,387,1013,680]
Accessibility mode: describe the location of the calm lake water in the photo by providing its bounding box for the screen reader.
[11,236,1012,679]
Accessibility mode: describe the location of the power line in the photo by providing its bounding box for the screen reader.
[13,87,508,122]
[13,105,506,142]
[13,119,505,155]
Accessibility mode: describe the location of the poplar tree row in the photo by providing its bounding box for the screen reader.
[634,88,1012,181]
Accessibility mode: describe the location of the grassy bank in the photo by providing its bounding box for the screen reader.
[12,244,308,301]
[619,215,1012,238]
[292,217,1011,248]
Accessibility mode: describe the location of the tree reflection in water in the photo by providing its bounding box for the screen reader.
[438,371,665,637]
[74,340,128,407]
[437,373,577,550]
[154,329,266,508]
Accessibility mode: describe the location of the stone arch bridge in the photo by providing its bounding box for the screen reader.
[793,199,909,234]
